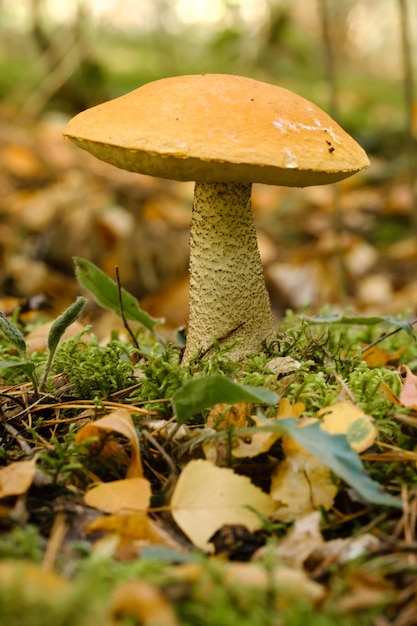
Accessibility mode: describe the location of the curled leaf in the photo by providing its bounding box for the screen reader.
[76,408,143,478]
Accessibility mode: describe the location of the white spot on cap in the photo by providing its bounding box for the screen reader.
[283,148,298,168]
[273,118,341,143]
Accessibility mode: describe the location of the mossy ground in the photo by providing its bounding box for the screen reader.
[1,309,417,625]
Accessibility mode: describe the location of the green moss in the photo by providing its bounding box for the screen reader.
[51,334,135,399]
[0,525,44,562]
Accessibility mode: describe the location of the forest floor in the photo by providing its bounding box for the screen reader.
[1,109,417,625]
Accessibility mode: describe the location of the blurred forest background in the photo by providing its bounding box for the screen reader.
[0,0,416,338]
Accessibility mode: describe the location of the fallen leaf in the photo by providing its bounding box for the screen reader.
[276,398,306,418]
[264,356,301,375]
[111,579,178,626]
[232,399,305,459]
[25,320,85,353]
[170,459,275,551]
[76,408,143,478]
[0,457,37,498]
[87,512,182,551]
[226,562,325,606]
[232,414,280,458]
[206,402,249,429]
[270,436,338,523]
[270,511,381,570]
[317,402,377,452]
[361,345,404,367]
[271,511,324,569]
[280,418,400,509]
[399,365,417,409]
[381,381,402,406]
[338,568,395,613]
[84,478,151,513]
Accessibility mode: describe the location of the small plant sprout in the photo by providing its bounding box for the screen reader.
[0,297,86,395]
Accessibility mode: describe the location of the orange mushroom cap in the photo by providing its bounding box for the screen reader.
[63,73,369,187]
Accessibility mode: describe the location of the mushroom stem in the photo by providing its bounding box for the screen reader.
[182,181,276,363]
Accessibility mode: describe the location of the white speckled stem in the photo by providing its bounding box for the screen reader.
[182,181,276,363]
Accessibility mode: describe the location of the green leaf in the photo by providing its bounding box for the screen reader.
[0,361,34,372]
[172,374,279,423]
[0,360,38,391]
[47,296,87,355]
[140,546,196,563]
[305,313,415,337]
[74,257,162,333]
[0,313,28,358]
[279,418,402,509]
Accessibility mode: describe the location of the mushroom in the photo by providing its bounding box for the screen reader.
[63,74,369,362]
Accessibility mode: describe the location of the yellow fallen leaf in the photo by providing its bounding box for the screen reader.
[232,399,306,459]
[317,402,377,452]
[270,437,337,523]
[276,397,305,418]
[232,415,280,458]
[111,579,178,626]
[87,512,181,550]
[170,459,275,551]
[84,478,151,513]
[76,408,143,478]
[0,457,37,498]
[362,345,404,368]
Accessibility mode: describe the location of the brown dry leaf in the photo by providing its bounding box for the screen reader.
[338,568,395,613]
[206,402,249,429]
[399,365,417,409]
[381,381,402,406]
[26,320,85,353]
[84,478,151,514]
[270,436,337,523]
[270,511,380,570]
[0,457,37,499]
[271,511,324,569]
[170,459,275,551]
[111,579,178,626]
[76,408,143,478]
[317,402,377,452]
